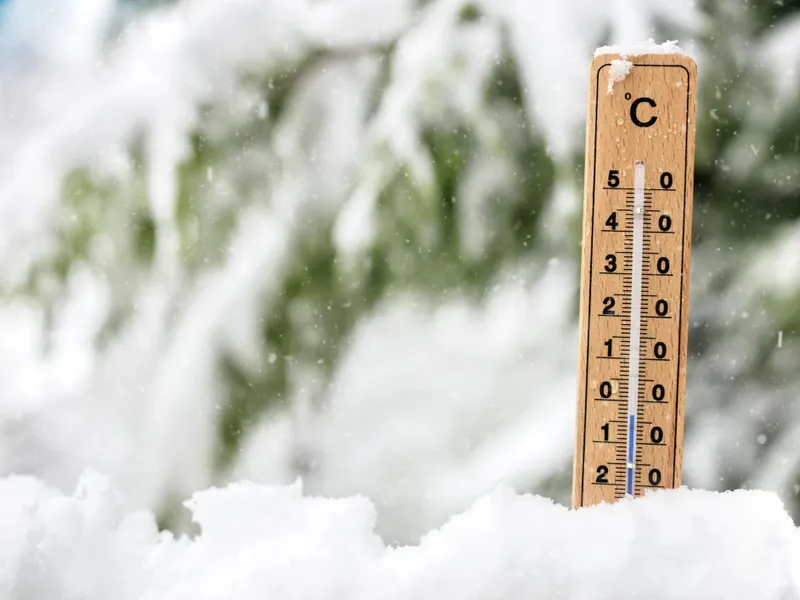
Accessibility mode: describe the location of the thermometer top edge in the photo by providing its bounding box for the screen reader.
[590,52,697,74]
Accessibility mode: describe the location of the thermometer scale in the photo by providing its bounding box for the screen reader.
[573,51,697,508]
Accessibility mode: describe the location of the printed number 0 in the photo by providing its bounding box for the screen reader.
[650,426,664,444]
[649,468,662,486]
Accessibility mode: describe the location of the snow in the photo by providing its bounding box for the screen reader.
[0,472,798,600]
[607,59,633,93]
[0,0,789,560]
[0,5,798,595]
[12,0,798,561]
[598,39,688,93]
[595,39,686,57]
[233,266,578,542]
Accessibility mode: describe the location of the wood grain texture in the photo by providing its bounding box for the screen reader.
[572,53,697,509]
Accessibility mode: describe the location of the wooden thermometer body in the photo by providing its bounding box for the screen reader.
[573,53,697,508]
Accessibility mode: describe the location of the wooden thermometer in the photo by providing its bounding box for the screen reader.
[573,52,697,508]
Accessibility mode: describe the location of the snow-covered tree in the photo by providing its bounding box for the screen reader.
[0,0,799,540]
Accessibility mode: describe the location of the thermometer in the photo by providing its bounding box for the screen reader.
[573,51,697,508]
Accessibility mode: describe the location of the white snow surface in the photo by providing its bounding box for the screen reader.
[0,472,798,600]
[595,39,686,57]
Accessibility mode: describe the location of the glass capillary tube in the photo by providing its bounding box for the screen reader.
[626,161,645,496]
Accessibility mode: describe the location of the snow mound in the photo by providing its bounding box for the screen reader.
[0,472,798,599]
[595,39,685,57]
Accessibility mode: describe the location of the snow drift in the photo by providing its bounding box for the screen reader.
[0,472,798,600]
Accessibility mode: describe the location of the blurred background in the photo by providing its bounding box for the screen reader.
[0,0,798,543]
